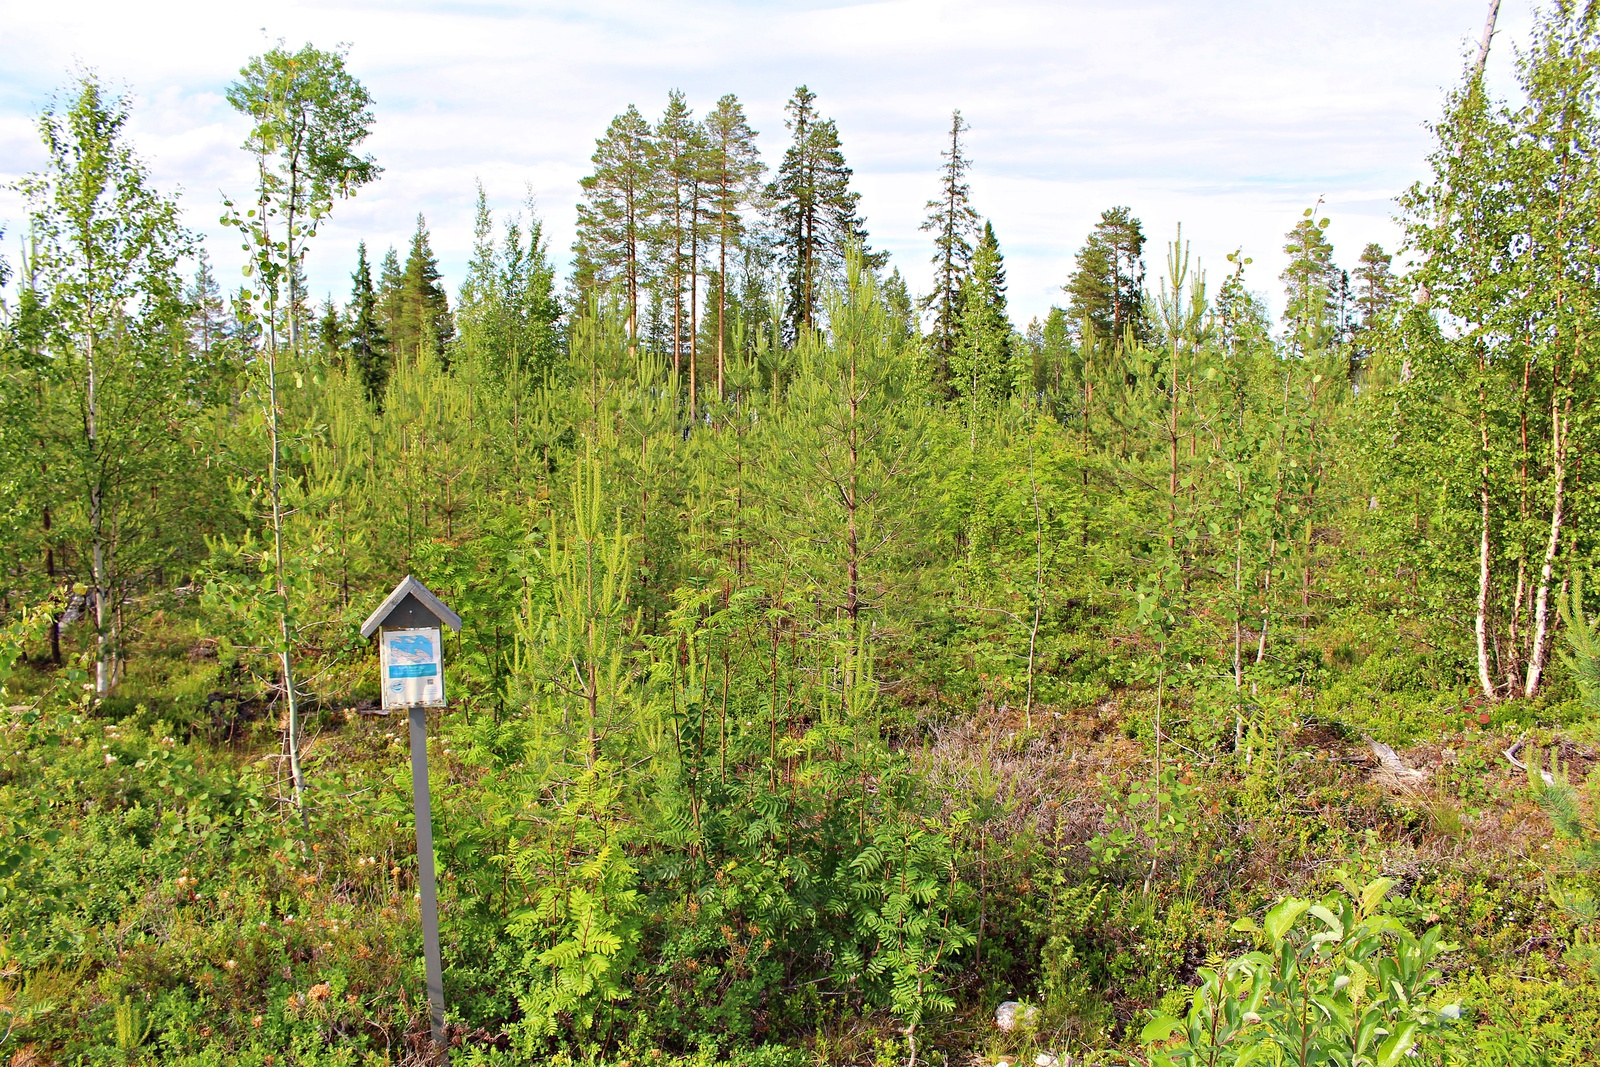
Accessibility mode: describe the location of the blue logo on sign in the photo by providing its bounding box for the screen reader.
[389,662,437,678]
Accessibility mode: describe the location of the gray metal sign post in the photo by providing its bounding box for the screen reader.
[361,576,463,1056]
[408,703,447,1046]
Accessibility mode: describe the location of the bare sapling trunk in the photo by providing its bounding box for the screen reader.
[1233,496,1245,697]
[268,316,308,818]
[1475,0,1502,80]
[1476,370,1496,699]
[87,308,111,697]
[1477,480,1496,698]
[1025,446,1043,728]
[260,170,308,820]
[846,348,860,623]
[1256,540,1275,665]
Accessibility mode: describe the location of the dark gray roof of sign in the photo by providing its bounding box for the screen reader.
[360,575,463,638]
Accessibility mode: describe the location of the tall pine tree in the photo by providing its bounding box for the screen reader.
[1280,207,1337,353]
[574,105,654,353]
[703,93,764,402]
[1064,206,1147,348]
[1353,241,1399,329]
[187,251,227,359]
[651,90,709,391]
[1348,241,1398,384]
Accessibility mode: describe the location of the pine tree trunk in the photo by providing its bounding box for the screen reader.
[717,217,727,403]
[689,186,700,422]
[1167,342,1179,550]
[673,208,683,379]
[627,182,639,358]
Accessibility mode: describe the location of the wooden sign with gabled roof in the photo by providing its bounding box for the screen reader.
[363,576,461,714]
[360,574,463,638]
[361,574,459,1053]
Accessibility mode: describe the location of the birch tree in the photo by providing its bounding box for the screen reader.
[17,76,193,697]
[1400,0,1600,698]
[224,42,378,812]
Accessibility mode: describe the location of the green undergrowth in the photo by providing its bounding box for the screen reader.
[2,615,1596,1067]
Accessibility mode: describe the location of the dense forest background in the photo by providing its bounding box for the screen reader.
[2,4,1600,1066]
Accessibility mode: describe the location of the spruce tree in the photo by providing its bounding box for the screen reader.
[920,109,979,385]
[348,240,389,406]
[395,214,453,366]
[951,222,1016,409]
[378,245,404,352]
[767,85,878,339]
[501,196,563,379]
[882,266,919,350]
[1065,206,1148,348]
[315,297,344,363]
[575,105,654,353]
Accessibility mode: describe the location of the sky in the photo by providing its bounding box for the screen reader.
[0,0,1534,327]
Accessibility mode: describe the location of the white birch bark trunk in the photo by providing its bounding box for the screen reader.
[1524,398,1568,697]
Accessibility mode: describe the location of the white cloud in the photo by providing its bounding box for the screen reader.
[0,0,1534,324]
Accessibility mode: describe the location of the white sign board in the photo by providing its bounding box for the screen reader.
[380,627,445,710]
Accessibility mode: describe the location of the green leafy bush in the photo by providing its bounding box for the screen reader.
[1142,875,1454,1067]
